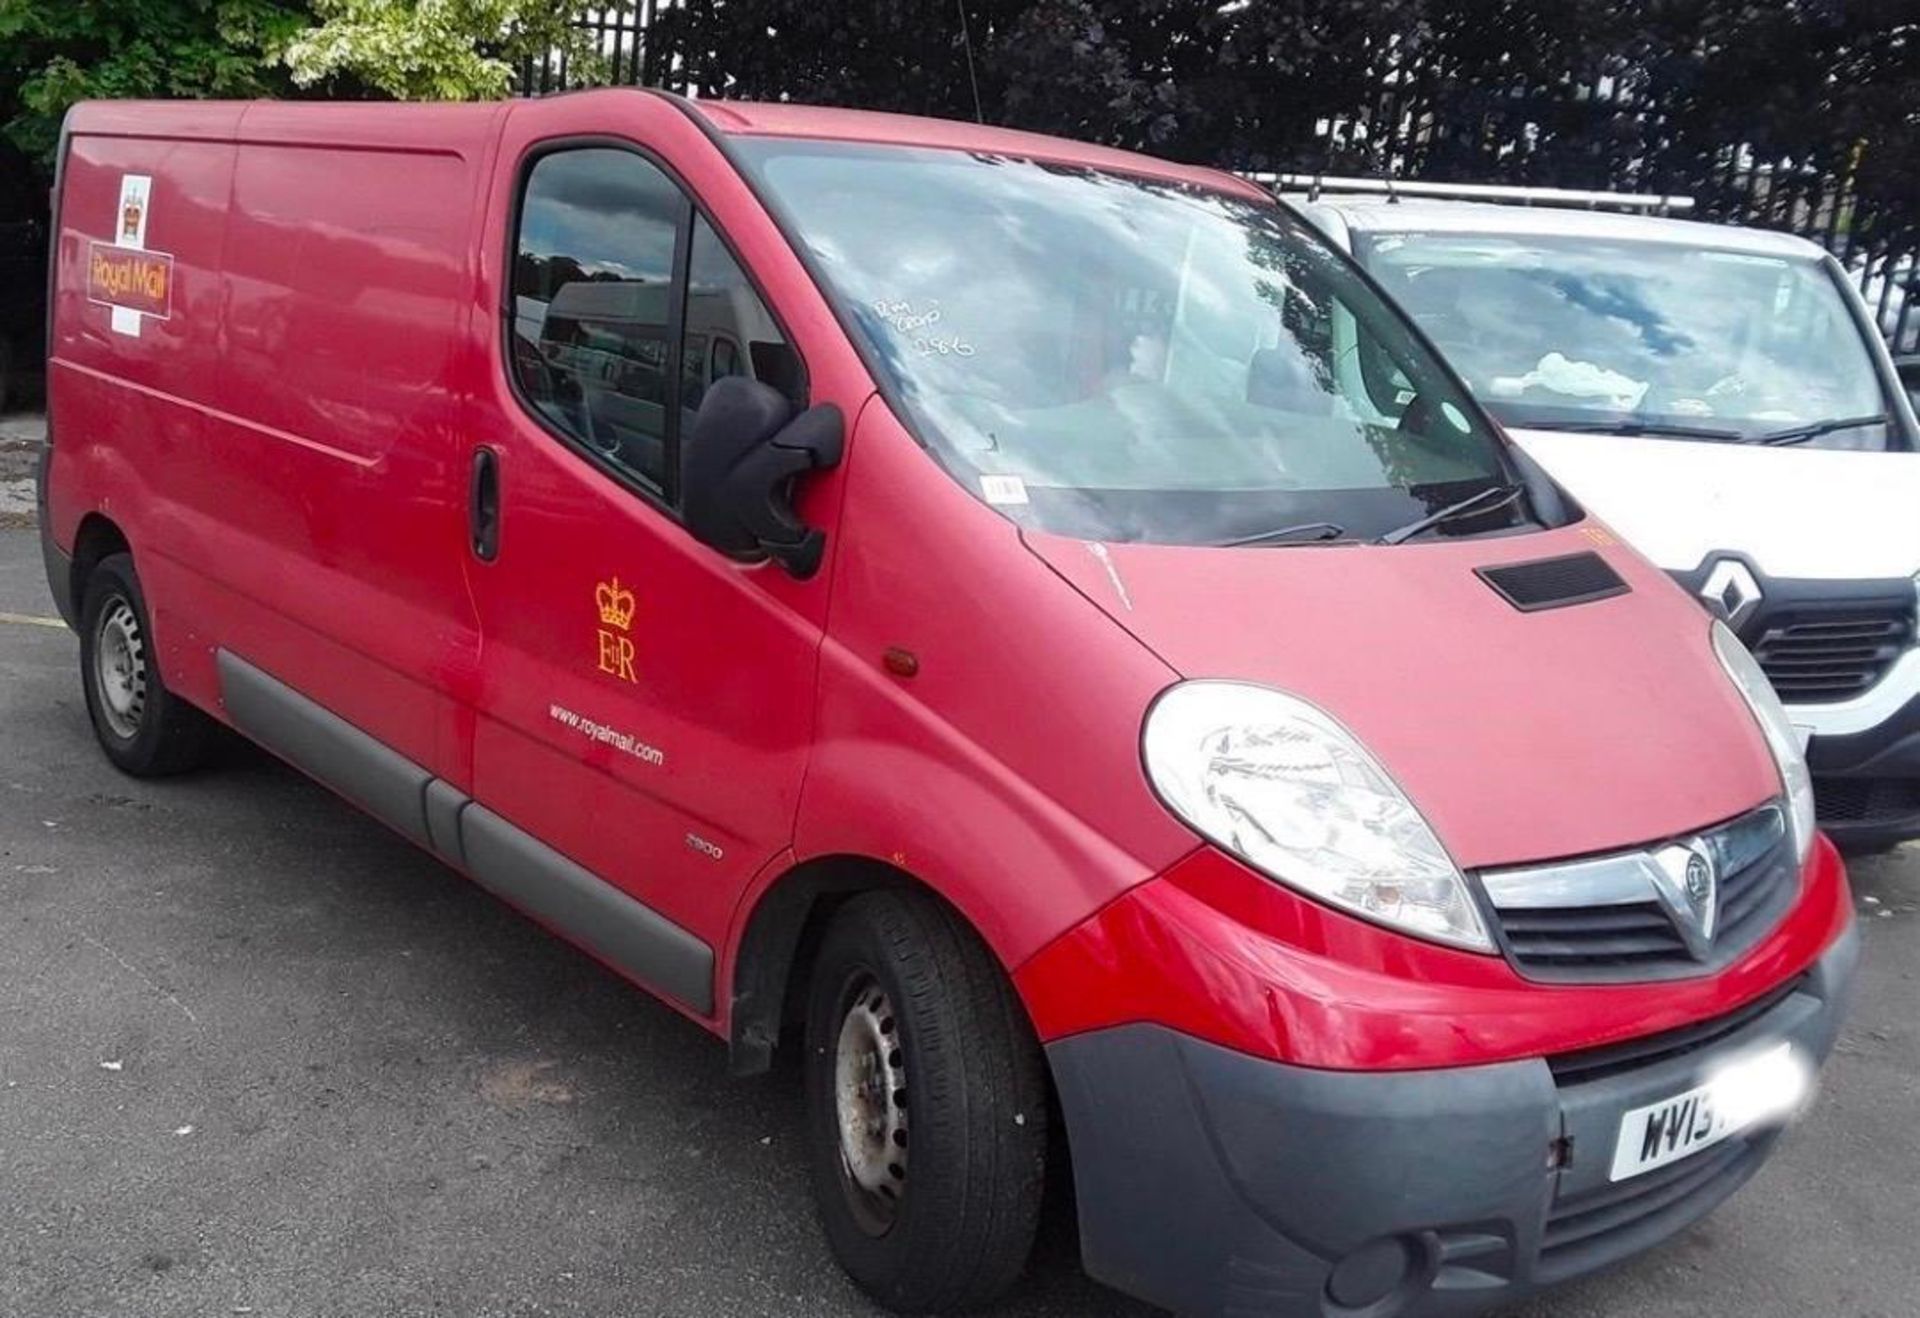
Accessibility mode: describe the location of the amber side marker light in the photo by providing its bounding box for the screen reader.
[882,647,920,678]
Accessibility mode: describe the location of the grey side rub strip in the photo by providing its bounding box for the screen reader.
[215,649,715,1016]
[460,804,715,1015]
[218,649,433,847]
[423,777,468,867]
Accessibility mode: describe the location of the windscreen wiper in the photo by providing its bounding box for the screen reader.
[1552,420,1747,443]
[1218,520,1349,548]
[1374,483,1527,546]
[1757,413,1891,446]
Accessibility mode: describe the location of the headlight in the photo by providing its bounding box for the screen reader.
[1711,621,1815,862]
[1142,680,1492,952]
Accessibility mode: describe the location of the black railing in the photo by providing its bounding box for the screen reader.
[1275,54,1920,359]
[522,11,1917,357]
[519,1,690,98]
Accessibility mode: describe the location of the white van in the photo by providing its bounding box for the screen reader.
[1293,186,1920,850]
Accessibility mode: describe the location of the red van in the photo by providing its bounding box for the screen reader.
[39,92,1855,1316]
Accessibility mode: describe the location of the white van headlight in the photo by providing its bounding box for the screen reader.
[1142,681,1493,952]
[1711,621,1816,863]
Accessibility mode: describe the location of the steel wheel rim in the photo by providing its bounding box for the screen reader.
[94,597,147,741]
[832,971,909,1236]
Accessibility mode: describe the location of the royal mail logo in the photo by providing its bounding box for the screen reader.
[87,242,173,320]
[594,576,637,683]
[596,577,636,631]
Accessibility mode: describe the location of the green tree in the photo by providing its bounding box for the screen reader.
[281,0,626,100]
[0,0,312,162]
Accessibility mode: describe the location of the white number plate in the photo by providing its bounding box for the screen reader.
[1609,1044,1793,1182]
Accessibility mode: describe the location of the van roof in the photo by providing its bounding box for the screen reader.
[64,98,506,153]
[678,97,1265,199]
[66,93,1263,205]
[1293,196,1826,261]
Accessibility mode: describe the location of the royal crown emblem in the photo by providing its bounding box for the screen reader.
[595,577,636,631]
[120,198,143,242]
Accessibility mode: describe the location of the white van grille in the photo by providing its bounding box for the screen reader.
[1750,606,1914,703]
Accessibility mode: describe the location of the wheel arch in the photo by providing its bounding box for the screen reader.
[67,512,132,618]
[726,853,1010,1076]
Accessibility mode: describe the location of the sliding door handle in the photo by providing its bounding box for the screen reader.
[469,446,501,562]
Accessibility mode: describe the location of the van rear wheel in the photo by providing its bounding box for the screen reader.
[803,890,1048,1313]
[79,553,214,776]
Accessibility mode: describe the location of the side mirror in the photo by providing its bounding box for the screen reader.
[682,376,844,579]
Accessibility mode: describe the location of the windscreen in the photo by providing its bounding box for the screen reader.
[737,140,1538,545]
[1355,231,1895,450]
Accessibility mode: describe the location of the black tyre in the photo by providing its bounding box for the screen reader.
[78,552,215,776]
[804,889,1048,1313]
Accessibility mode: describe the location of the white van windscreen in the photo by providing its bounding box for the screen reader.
[1356,233,1894,450]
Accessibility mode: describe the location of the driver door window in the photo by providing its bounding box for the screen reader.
[510,152,802,500]
[511,147,686,494]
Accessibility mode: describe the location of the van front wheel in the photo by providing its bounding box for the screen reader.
[79,553,214,776]
[803,890,1048,1313]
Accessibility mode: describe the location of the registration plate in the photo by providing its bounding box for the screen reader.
[1608,1044,1794,1182]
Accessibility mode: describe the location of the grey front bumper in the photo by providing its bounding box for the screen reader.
[1048,927,1859,1317]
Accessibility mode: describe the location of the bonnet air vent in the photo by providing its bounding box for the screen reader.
[1476,552,1630,613]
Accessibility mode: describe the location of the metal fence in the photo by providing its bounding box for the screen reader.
[523,10,1918,358]
[518,1,688,98]
[1858,253,1918,360]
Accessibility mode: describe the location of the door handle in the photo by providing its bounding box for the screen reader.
[469,446,501,562]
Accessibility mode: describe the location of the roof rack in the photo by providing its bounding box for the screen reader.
[1243,173,1694,215]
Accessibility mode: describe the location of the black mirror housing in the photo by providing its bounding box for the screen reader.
[682,376,844,578]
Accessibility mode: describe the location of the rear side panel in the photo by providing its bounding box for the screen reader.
[50,101,502,789]
[48,111,240,571]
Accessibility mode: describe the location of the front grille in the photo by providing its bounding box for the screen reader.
[1751,607,1913,703]
[1547,977,1803,1086]
[1715,832,1795,943]
[1497,900,1687,970]
[1483,806,1797,983]
[1814,776,1920,824]
[1538,1136,1764,1282]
